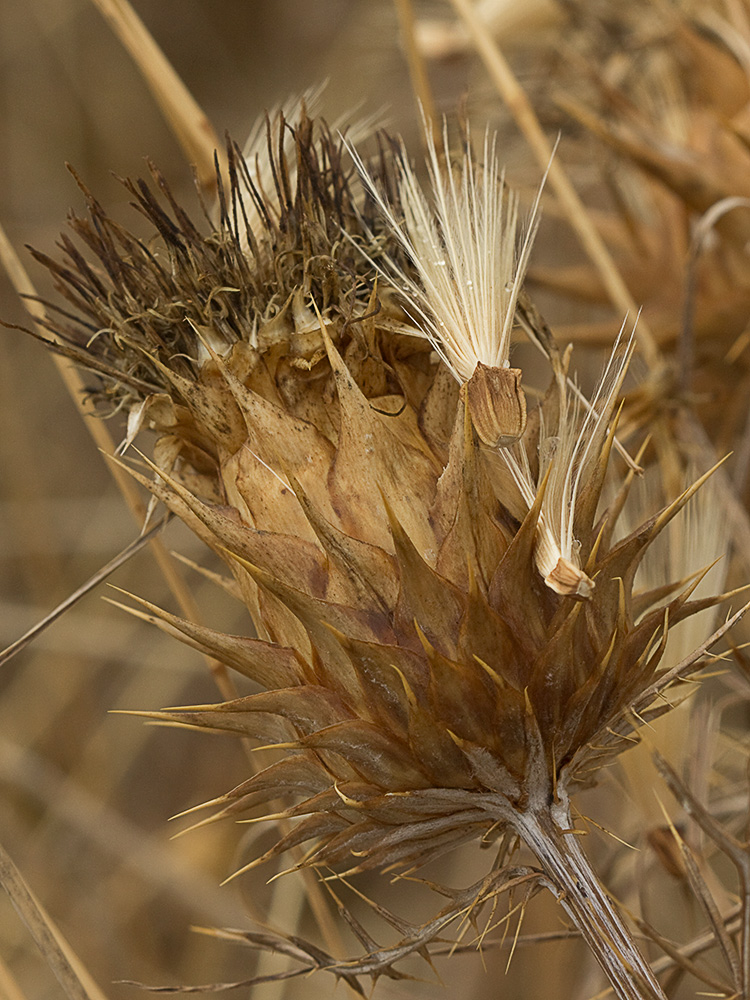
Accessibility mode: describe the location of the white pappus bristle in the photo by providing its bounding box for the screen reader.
[502,325,635,597]
[351,123,540,384]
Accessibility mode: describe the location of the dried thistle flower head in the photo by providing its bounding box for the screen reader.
[28,106,741,998]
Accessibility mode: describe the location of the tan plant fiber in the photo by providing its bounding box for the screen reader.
[25,109,745,998]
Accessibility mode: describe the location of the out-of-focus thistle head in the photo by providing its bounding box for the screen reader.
[30,107,733,890]
[538,1,750,369]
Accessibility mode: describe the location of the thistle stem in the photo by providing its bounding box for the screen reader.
[513,800,667,1000]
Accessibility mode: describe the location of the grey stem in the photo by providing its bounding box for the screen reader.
[513,798,667,1000]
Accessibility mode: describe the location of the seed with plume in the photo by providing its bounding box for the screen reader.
[500,325,635,598]
[350,123,540,449]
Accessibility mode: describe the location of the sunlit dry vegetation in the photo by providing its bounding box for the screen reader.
[2,3,750,999]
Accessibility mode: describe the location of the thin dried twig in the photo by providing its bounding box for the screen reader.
[86,0,223,194]
[629,907,735,995]
[597,904,743,997]
[0,516,169,668]
[0,839,109,1000]
[392,0,439,144]
[0,739,245,930]
[654,751,750,995]
[144,865,544,994]
[676,831,740,988]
